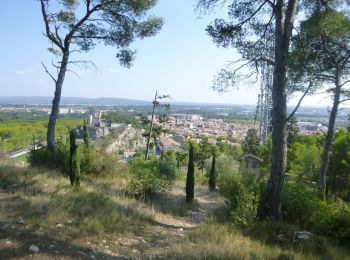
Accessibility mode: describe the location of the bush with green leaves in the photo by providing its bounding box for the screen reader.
[217,170,260,227]
[126,157,177,199]
[28,142,70,173]
[28,141,119,176]
[322,207,350,244]
[282,183,350,244]
[282,184,330,228]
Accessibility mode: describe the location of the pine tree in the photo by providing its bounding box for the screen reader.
[69,130,80,187]
[209,152,216,191]
[186,143,195,203]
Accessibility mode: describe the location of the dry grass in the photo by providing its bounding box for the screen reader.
[1,160,349,259]
[165,218,350,260]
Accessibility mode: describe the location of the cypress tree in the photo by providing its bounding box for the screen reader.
[209,153,216,191]
[83,123,90,149]
[186,143,195,203]
[82,123,91,171]
[69,130,80,187]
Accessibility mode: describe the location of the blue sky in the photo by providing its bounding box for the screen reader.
[0,0,337,106]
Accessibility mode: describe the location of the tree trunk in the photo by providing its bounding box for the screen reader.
[47,51,70,152]
[266,0,298,219]
[144,91,157,160]
[318,75,341,200]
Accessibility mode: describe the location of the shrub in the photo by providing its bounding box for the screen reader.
[87,150,120,176]
[322,207,350,243]
[126,157,176,199]
[282,184,330,228]
[28,141,119,176]
[28,142,70,173]
[281,183,350,244]
[217,170,260,227]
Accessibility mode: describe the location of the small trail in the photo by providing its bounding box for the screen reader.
[138,183,229,258]
[0,180,228,259]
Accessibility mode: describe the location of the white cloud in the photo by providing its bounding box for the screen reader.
[108,67,121,74]
[16,69,33,75]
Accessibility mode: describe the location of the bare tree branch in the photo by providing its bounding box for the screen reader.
[41,62,57,84]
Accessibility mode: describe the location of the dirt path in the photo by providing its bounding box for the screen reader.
[137,183,229,258]
[0,182,228,259]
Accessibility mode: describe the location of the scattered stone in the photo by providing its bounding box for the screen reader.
[17,218,26,225]
[78,251,86,256]
[49,244,55,249]
[1,224,8,230]
[29,245,39,253]
[294,231,312,241]
[90,254,96,259]
[178,228,184,232]
[132,249,139,253]
[104,249,112,254]
[56,223,63,228]
[86,241,91,245]
[102,239,106,243]
[277,234,285,241]
[104,245,109,249]
[141,239,147,244]
[5,240,12,245]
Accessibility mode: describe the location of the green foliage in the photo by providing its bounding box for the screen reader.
[81,124,91,172]
[43,0,164,66]
[126,157,176,199]
[282,184,329,228]
[186,143,195,203]
[175,150,188,169]
[195,137,213,172]
[329,128,350,196]
[282,183,350,243]
[29,140,119,177]
[0,118,83,152]
[322,207,350,244]
[288,142,321,182]
[69,130,80,187]
[217,170,260,228]
[28,143,70,173]
[104,111,141,128]
[241,128,260,156]
[216,141,243,159]
[208,153,216,191]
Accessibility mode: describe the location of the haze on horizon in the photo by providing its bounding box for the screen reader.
[0,0,347,108]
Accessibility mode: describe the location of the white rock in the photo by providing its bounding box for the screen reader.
[295,231,312,241]
[56,223,63,228]
[17,218,26,225]
[29,245,39,253]
[104,249,112,254]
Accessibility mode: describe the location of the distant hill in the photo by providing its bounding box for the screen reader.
[0,96,252,108]
[0,96,149,106]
